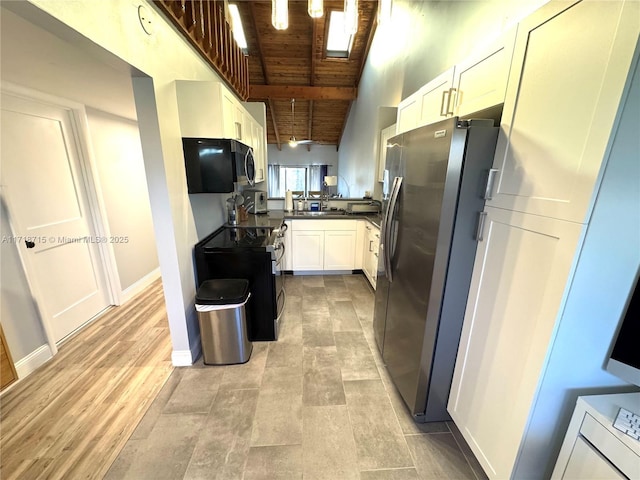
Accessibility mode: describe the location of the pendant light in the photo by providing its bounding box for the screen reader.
[343,0,358,34]
[272,0,288,30]
[289,98,298,147]
[308,0,323,18]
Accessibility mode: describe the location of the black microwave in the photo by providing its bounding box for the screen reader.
[182,138,256,193]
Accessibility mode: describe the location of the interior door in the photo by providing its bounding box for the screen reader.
[1,92,110,343]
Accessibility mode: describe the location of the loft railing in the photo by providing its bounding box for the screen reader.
[154,0,249,100]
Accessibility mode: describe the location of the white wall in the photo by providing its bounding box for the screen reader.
[0,7,159,370]
[85,108,159,290]
[339,0,548,198]
[7,0,236,364]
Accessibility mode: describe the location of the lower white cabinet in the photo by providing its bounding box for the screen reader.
[291,230,324,270]
[552,393,640,480]
[290,220,358,272]
[448,207,584,479]
[362,222,380,289]
[324,231,357,270]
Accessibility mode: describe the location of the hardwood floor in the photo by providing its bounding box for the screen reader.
[0,279,173,480]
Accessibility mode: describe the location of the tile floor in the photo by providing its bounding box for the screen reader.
[107,274,487,480]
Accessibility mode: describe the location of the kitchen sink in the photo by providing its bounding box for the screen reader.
[297,210,346,216]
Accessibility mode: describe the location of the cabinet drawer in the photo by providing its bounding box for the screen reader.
[292,219,357,231]
[580,413,640,479]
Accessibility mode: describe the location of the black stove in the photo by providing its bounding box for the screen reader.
[194,225,285,342]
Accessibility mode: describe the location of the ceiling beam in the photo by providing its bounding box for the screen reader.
[268,99,282,151]
[249,85,357,101]
[248,1,270,84]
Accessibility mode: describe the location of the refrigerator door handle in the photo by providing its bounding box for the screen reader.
[384,176,403,282]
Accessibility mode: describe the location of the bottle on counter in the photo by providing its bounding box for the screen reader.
[297,200,304,211]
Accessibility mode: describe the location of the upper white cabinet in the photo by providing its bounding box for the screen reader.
[395,27,518,135]
[244,102,268,184]
[377,124,396,182]
[452,27,516,117]
[418,67,456,127]
[396,68,455,134]
[488,0,639,223]
[176,80,268,184]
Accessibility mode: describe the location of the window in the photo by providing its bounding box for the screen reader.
[268,165,329,197]
[325,11,354,58]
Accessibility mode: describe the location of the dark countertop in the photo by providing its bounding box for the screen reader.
[233,210,382,229]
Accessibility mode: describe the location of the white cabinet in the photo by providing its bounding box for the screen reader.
[244,102,268,184]
[396,68,455,134]
[417,67,456,127]
[378,124,396,182]
[176,81,268,185]
[290,220,358,272]
[488,0,639,223]
[452,28,516,117]
[448,2,640,478]
[448,207,584,479]
[291,230,324,271]
[324,231,357,271]
[552,393,640,480]
[362,222,380,289]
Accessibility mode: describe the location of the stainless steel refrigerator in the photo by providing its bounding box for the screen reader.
[374,117,498,422]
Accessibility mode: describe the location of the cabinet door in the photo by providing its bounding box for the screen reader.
[418,67,456,127]
[562,437,625,480]
[292,230,324,271]
[175,81,225,138]
[396,96,419,134]
[489,0,639,222]
[378,124,396,182]
[324,231,356,270]
[254,123,266,183]
[448,207,584,479]
[221,90,237,139]
[453,28,516,117]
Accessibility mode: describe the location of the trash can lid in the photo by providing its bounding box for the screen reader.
[196,279,250,305]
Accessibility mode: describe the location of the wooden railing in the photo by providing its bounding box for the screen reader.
[154,0,250,100]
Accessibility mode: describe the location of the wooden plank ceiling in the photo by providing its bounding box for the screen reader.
[237,0,378,148]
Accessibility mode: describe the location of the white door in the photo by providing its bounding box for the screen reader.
[453,28,516,117]
[448,207,584,479]
[489,0,639,223]
[418,67,455,127]
[324,231,356,270]
[292,230,324,271]
[1,93,110,343]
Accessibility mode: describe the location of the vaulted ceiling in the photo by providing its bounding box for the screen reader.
[237,0,379,148]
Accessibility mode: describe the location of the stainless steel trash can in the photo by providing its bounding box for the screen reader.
[196,279,252,365]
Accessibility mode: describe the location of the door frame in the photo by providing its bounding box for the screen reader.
[1,82,123,353]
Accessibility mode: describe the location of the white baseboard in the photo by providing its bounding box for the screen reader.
[121,267,161,304]
[15,344,53,380]
[171,335,201,366]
